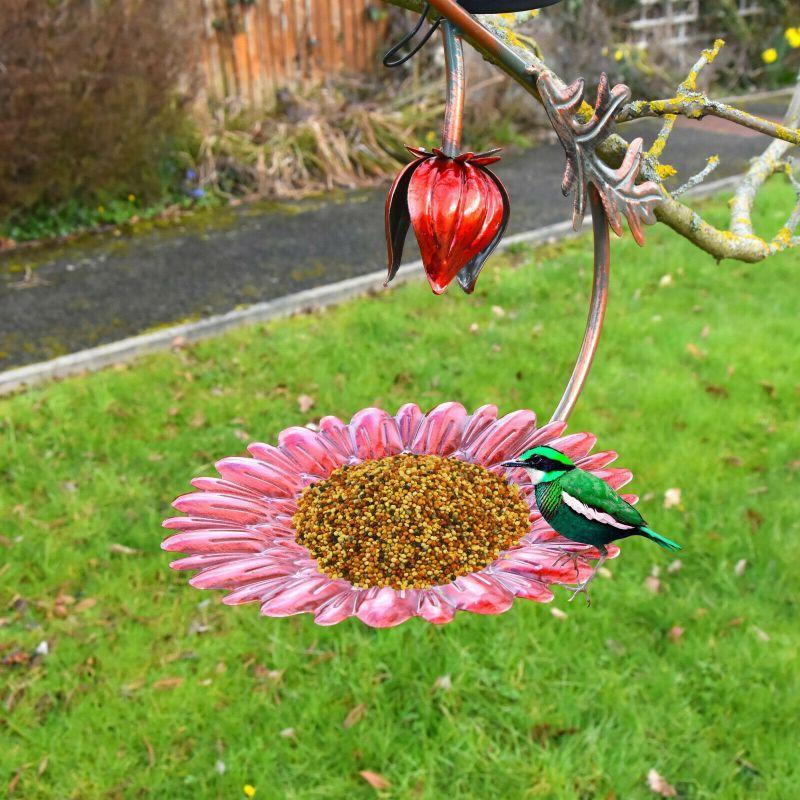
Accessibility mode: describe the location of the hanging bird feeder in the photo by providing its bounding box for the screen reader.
[162,0,669,627]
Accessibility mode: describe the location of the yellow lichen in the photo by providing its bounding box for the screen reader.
[656,163,678,180]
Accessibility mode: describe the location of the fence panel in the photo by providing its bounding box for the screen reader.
[197,0,390,105]
[625,0,763,67]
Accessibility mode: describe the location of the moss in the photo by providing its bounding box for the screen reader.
[0,195,317,277]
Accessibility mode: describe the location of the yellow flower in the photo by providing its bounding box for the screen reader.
[785,28,800,49]
[97,205,105,214]
[243,786,256,798]
[614,49,624,62]
[761,48,778,65]
[128,194,136,202]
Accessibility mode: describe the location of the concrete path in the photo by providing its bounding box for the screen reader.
[0,94,792,372]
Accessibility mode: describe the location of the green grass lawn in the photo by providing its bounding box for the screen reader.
[2,182,799,799]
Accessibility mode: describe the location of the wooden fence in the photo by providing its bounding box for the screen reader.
[197,0,391,105]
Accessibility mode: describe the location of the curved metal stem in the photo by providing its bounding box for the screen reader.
[426,0,544,84]
[440,21,465,158]
[550,185,610,423]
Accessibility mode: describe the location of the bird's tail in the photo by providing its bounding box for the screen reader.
[641,526,682,552]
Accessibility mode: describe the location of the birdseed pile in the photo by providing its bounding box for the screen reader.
[293,453,530,589]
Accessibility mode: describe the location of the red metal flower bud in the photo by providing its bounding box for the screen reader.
[385,147,510,295]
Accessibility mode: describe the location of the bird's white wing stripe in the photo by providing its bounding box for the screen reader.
[561,491,635,530]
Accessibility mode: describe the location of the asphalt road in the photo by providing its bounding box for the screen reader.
[0,95,792,371]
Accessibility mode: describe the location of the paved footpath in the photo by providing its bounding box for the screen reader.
[0,95,791,371]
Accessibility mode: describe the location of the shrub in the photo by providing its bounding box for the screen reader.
[0,0,201,223]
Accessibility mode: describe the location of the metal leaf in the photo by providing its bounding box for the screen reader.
[537,70,663,245]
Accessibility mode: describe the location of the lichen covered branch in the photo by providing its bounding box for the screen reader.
[729,75,800,256]
[618,41,800,147]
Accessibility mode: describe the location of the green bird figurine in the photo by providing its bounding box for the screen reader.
[501,445,681,604]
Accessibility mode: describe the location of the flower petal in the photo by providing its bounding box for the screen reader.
[386,157,423,283]
[223,581,284,606]
[215,457,301,499]
[349,408,403,461]
[260,574,347,617]
[415,589,456,624]
[313,590,360,625]
[188,555,288,589]
[466,409,538,466]
[395,403,424,450]
[494,546,593,584]
[189,477,262,499]
[456,166,511,294]
[489,569,554,602]
[279,427,344,476]
[458,404,498,453]
[169,553,250,572]
[548,432,597,460]
[246,443,298,475]
[440,574,514,615]
[319,416,356,460]
[163,515,247,532]
[162,529,270,554]
[594,467,633,490]
[172,493,272,525]
[355,587,416,628]
[526,419,568,447]
[575,450,618,471]
[411,402,468,456]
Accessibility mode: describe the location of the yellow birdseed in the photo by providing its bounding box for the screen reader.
[293,454,530,590]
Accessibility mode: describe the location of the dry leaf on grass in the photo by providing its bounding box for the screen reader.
[752,626,770,642]
[644,576,661,594]
[109,543,138,555]
[685,342,705,359]
[343,703,366,729]
[297,394,315,413]
[433,674,452,691]
[153,677,184,691]
[663,488,682,509]
[668,626,684,642]
[647,768,677,797]
[360,770,391,790]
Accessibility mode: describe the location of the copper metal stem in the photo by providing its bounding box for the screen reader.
[440,21,465,158]
[550,185,610,423]
[426,0,543,84]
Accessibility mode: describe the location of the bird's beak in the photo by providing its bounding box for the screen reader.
[500,461,525,469]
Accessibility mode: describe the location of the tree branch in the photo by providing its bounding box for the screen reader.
[618,40,800,147]
[381,1,800,262]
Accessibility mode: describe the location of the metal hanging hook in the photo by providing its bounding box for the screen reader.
[550,186,610,424]
[382,2,442,68]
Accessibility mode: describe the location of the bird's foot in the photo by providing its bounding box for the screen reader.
[552,551,581,577]
[567,580,592,606]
